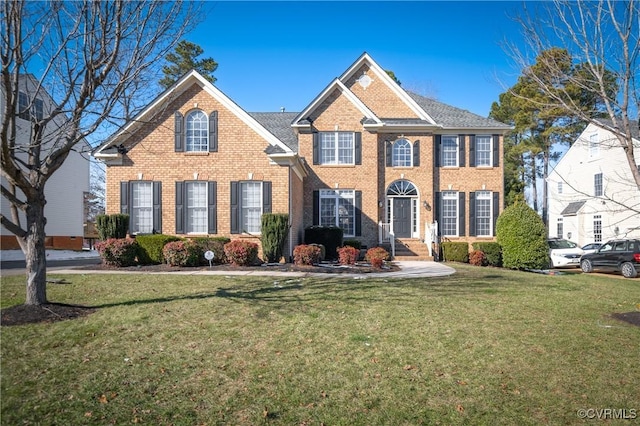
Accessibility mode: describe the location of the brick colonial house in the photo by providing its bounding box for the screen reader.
[94,53,510,259]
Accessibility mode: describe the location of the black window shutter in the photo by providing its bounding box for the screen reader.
[175,182,184,234]
[312,133,319,165]
[262,181,272,214]
[153,181,162,233]
[209,111,218,152]
[492,134,500,166]
[469,192,476,237]
[492,192,500,236]
[458,135,465,167]
[434,135,441,167]
[458,192,466,236]
[208,181,217,234]
[354,132,362,165]
[174,112,184,152]
[386,141,393,167]
[230,181,239,234]
[355,190,362,236]
[469,135,476,167]
[413,140,420,167]
[313,190,319,225]
[434,192,442,235]
[120,182,130,215]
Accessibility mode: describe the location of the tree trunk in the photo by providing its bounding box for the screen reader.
[530,154,538,213]
[542,149,549,227]
[24,197,47,305]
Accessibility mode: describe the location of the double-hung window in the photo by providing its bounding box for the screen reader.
[594,173,603,197]
[131,182,153,234]
[186,110,209,152]
[557,218,564,239]
[319,189,356,236]
[475,191,492,237]
[589,133,599,158]
[593,215,602,242]
[475,135,492,167]
[241,182,263,234]
[319,132,354,165]
[441,191,459,236]
[186,182,208,234]
[441,136,459,167]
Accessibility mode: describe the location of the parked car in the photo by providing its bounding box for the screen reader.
[581,243,603,254]
[580,239,640,278]
[548,238,584,268]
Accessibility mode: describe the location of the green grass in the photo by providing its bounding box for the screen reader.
[1,265,639,425]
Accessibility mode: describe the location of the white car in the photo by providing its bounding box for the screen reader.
[548,238,584,268]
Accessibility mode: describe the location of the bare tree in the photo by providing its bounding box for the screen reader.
[506,0,640,189]
[1,0,200,305]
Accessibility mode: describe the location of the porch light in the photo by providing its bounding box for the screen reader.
[423,201,431,211]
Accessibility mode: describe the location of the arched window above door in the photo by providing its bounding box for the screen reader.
[387,180,418,196]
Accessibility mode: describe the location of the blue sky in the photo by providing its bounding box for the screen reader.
[190,1,529,118]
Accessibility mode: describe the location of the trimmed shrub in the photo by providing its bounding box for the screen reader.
[163,240,201,267]
[293,244,322,266]
[193,237,230,265]
[343,239,362,250]
[135,234,182,264]
[442,242,470,262]
[469,250,487,266]
[496,201,548,270]
[223,240,259,266]
[261,213,290,263]
[472,242,503,267]
[337,246,359,265]
[95,238,138,267]
[95,214,129,240]
[365,247,390,269]
[304,226,343,260]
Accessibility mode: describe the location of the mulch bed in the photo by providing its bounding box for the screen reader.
[1,261,399,327]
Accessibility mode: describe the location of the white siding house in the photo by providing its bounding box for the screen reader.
[1,75,90,250]
[547,121,640,246]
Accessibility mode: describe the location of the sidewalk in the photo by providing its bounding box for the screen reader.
[0,249,100,262]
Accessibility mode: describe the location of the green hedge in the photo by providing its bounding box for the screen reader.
[304,226,343,260]
[442,242,469,263]
[135,234,182,265]
[192,237,230,265]
[261,213,290,263]
[95,214,129,240]
[343,239,362,250]
[471,242,503,267]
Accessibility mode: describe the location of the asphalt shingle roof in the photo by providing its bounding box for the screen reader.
[598,119,640,139]
[249,112,299,151]
[407,92,511,129]
[560,201,586,216]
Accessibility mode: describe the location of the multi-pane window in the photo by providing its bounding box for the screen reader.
[17,92,45,121]
[241,182,262,233]
[557,218,564,239]
[594,173,603,196]
[131,182,153,234]
[18,92,29,120]
[186,110,208,152]
[593,215,602,242]
[319,132,354,165]
[320,189,355,236]
[589,133,599,158]
[441,136,458,167]
[442,191,458,236]
[186,182,207,233]
[475,135,492,167]
[475,191,492,236]
[392,139,412,167]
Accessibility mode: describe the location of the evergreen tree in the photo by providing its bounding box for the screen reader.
[159,40,218,89]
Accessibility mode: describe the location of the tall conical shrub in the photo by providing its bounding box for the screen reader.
[496,201,548,270]
[261,213,290,263]
[96,214,129,240]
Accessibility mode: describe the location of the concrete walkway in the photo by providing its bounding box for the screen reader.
[41,260,455,279]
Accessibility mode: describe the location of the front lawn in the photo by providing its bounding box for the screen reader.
[1,265,639,425]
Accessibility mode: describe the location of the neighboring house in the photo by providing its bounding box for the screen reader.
[1,75,90,250]
[94,53,510,259]
[548,120,640,245]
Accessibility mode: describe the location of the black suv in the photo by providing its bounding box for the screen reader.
[580,239,640,278]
